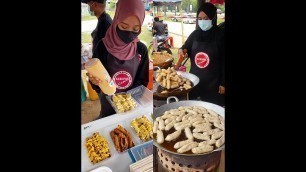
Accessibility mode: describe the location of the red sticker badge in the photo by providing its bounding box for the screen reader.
[112,71,133,89]
[195,52,210,68]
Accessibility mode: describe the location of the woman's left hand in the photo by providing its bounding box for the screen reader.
[218,85,225,94]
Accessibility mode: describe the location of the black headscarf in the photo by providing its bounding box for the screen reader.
[195,3,217,30]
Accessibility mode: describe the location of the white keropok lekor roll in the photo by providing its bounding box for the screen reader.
[214,121,225,131]
[155,117,161,122]
[184,127,193,140]
[203,128,221,135]
[205,116,220,124]
[193,122,212,129]
[174,139,194,149]
[192,120,208,126]
[165,130,182,141]
[164,111,171,115]
[207,109,219,116]
[174,120,190,128]
[174,123,192,131]
[158,119,165,130]
[182,114,194,121]
[161,113,175,119]
[185,109,197,115]
[216,135,225,147]
[153,120,159,133]
[164,116,176,125]
[169,109,181,115]
[177,142,199,153]
[193,125,212,133]
[176,113,185,122]
[188,114,203,121]
[211,131,224,140]
[156,130,164,144]
[192,145,214,154]
[193,132,211,140]
[198,139,217,146]
[165,120,176,131]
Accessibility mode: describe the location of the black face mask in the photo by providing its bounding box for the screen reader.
[116,26,139,44]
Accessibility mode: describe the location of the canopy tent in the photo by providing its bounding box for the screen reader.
[151,0,182,6]
[209,0,225,5]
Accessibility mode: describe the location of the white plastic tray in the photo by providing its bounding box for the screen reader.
[82,108,153,172]
[106,85,153,115]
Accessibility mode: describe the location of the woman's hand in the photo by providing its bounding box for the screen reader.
[218,85,225,94]
[178,49,184,57]
[175,49,187,70]
[87,73,102,86]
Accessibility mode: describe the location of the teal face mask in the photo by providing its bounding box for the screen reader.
[198,20,213,31]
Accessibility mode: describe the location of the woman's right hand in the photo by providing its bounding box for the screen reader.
[87,73,102,86]
[178,49,184,57]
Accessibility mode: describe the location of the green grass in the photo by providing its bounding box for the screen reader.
[82,15,97,21]
[82,32,92,43]
[138,26,152,47]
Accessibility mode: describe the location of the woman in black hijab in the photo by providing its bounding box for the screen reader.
[174,3,225,106]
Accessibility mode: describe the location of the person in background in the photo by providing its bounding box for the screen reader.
[174,3,225,106]
[88,0,149,118]
[152,17,165,36]
[82,0,112,59]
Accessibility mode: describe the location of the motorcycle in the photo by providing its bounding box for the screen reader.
[148,22,173,58]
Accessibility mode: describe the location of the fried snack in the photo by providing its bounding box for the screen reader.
[112,93,137,113]
[85,132,111,164]
[152,52,173,66]
[110,125,135,152]
[156,130,164,144]
[155,67,192,91]
[174,139,194,149]
[131,115,153,141]
[192,145,214,154]
[177,142,198,153]
[165,130,181,141]
[216,135,225,148]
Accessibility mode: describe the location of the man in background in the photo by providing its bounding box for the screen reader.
[82,0,112,58]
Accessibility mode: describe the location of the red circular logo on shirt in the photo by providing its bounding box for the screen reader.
[195,52,210,68]
[112,71,132,89]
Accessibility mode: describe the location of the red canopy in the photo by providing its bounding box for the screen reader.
[209,0,225,5]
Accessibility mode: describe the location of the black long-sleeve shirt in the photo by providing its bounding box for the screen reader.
[91,12,112,58]
[181,27,225,86]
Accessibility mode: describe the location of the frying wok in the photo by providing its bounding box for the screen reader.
[153,96,225,156]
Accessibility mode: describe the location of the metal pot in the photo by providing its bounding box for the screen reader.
[153,96,225,156]
[153,97,225,171]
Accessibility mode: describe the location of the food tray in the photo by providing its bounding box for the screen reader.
[106,93,139,114]
[82,113,153,172]
[106,85,152,114]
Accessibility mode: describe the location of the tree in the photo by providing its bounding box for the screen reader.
[182,0,197,12]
